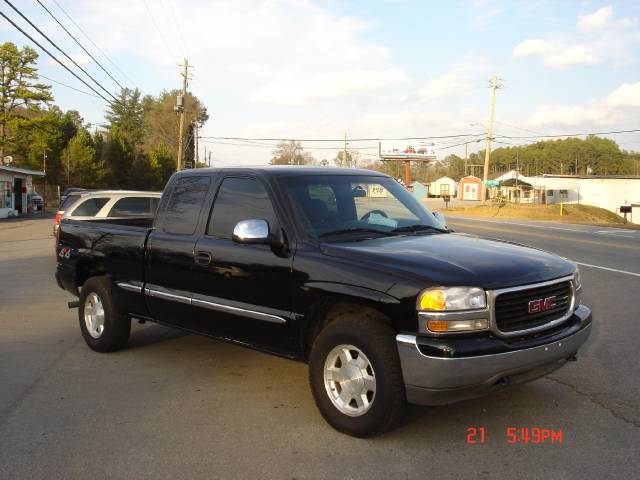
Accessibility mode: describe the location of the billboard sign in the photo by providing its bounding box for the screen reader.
[380,140,437,161]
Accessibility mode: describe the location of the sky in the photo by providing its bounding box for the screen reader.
[1,0,640,167]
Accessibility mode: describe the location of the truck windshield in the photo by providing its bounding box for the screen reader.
[280,175,446,240]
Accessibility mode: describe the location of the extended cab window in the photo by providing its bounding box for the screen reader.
[208,177,278,238]
[107,197,157,217]
[71,197,109,216]
[162,177,211,235]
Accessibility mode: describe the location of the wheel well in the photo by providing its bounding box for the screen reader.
[302,300,392,360]
[75,260,106,290]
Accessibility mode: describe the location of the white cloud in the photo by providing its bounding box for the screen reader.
[578,5,613,32]
[526,104,617,127]
[47,53,91,69]
[514,39,601,68]
[416,58,489,101]
[252,68,406,106]
[512,38,554,58]
[524,81,637,127]
[543,44,600,68]
[512,5,640,68]
[604,82,640,107]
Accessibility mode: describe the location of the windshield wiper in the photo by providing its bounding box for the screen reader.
[391,224,449,234]
[318,227,396,239]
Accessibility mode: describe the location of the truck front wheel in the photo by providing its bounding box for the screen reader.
[308,312,407,437]
[78,276,131,352]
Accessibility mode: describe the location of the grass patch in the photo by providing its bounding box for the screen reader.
[441,203,639,228]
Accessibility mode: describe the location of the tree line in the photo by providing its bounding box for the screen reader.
[271,136,639,184]
[0,42,208,195]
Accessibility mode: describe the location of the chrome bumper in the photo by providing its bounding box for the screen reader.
[397,305,592,406]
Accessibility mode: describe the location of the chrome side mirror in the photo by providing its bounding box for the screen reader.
[432,210,447,228]
[233,219,270,244]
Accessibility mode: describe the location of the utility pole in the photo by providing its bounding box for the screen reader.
[43,150,47,209]
[483,76,500,200]
[464,142,468,176]
[194,121,199,167]
[175,59,191,171]
[575,153,578,176]
[343,131,348,168]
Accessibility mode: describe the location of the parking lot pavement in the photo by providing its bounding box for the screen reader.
[1,216,639,479]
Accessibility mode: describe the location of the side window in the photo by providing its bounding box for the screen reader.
[162,177,211,235]
[71,197,109,216]
[108,197,154,217]
[208,177,278,238]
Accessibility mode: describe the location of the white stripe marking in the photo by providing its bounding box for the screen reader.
[575,262,640,278]
[450,217,639,236]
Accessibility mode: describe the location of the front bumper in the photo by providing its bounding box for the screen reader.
[397,305,592,406]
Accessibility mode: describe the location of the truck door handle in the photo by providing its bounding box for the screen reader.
[195,251,212,266]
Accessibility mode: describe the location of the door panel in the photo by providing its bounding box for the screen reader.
[191,176,294,352]
[145,175,213,330]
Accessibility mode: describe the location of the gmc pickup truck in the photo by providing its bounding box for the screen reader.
[55,167,592,437]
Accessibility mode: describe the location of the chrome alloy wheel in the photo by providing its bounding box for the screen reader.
[84,292,105,339]
[323,344,376,417]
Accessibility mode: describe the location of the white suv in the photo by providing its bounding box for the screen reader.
[55,190,161,234]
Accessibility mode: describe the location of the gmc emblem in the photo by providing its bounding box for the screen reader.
[528,296,557,314]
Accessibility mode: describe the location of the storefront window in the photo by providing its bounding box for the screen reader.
[0,181,11,209]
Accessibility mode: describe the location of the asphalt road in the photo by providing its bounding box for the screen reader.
[1,215,639,479]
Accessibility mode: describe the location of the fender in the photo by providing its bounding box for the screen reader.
[301,281,401,306]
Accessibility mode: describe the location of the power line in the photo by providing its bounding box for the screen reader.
[199,133,484,142]
[496,128,640,140]
[162,0,187,56]
[36,0,124,91]
[143,0,179,60]
[2,0,117,101]
[199,139,380,150]
[38,73,103,99]
[0,9,110,103]
[439,139,485,151]
[51,0,138,89]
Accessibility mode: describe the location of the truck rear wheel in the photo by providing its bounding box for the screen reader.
[308,312,406,437]
[78,276,130,352]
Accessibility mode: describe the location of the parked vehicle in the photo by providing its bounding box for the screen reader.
[59,187,87,206]
[54,190,160,236]
[30,191,44,211]
[55,167,592,437]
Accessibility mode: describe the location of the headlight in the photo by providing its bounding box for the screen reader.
[417,287,486,311]
[574,267,582,290]
[574,268,583,307]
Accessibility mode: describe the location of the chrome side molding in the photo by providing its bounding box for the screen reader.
[191,298,286,324]
[116,282,143,294]
[136,284,287,324]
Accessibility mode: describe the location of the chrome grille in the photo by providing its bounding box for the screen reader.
[494,281,572,333]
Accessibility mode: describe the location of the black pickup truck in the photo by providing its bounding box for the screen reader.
[55,167,592,437]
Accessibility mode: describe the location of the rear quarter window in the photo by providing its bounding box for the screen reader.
[107,197,157,217]
[70,197,109,216]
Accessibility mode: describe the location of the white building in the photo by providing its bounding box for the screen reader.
[429,176,457,198]
[0,165,45,219]
[495,170,640,223]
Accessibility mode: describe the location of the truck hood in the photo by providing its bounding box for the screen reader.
[320,233,575,290]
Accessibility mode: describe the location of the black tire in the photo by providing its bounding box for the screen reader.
[308,310,406,437]
[78,276,131,352]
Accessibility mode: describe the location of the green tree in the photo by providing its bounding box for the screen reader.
[106,88,145,146]
[0,42,52,160]
[62,129,103,187]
